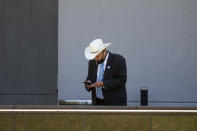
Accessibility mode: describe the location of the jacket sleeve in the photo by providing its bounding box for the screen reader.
[85,60,92,92]
[103,56,127,91]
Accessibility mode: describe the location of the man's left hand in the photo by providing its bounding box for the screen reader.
[92,81,103,87]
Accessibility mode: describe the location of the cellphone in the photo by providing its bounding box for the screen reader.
[83,81,92,85]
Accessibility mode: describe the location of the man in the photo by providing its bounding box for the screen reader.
[84,39,127,105]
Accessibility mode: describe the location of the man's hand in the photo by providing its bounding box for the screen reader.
[85,80,92,89]
[92,81,103,87]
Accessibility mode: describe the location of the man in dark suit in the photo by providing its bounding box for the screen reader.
[84,39,127,105]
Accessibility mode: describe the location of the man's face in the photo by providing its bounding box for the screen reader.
[94,51,104,62]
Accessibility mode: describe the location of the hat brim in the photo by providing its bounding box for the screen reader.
[85,43,112,60]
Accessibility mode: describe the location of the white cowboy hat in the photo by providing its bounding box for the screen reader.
[85,39,112,60]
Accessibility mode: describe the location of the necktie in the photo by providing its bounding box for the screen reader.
[96,63,105,99]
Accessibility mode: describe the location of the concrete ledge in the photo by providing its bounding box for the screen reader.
[1,105,197,110]
[0,106,197,131]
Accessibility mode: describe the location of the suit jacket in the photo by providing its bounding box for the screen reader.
[86,52,127,105]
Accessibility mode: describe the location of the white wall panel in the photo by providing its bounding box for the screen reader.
[58,0,197,106]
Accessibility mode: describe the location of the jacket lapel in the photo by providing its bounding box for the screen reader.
[92,61,98,83]
[103,52,112,80]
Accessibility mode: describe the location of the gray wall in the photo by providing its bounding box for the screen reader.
[58,0,197,106]
[0,0,58,105]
